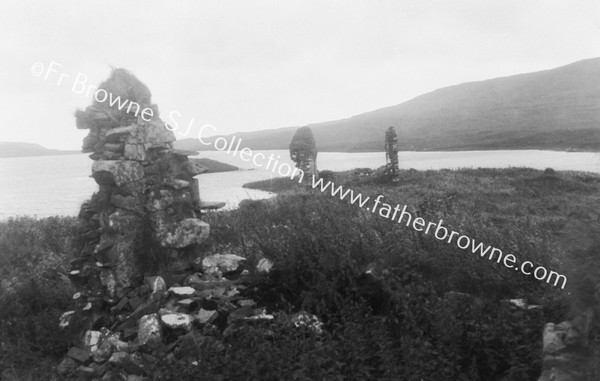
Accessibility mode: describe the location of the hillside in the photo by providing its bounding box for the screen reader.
[176,57,600,152]
[0,142,78,158]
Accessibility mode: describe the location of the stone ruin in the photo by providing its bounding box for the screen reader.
[538,309,598,381]
[383,126,399,182]
[289,126,318,181]
[56,69,312,380]
[536,219,600,381]
[68,68,212,315]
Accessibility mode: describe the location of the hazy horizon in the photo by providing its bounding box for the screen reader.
[1,1,599,150]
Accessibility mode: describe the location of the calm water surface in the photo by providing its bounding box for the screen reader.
[1,150,599,218]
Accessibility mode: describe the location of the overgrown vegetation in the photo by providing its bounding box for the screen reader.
[229,167,599,378]
[0,216,79,379]
[1,167,599,379]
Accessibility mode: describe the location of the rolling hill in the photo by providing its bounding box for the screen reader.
[176,57,600,152]
[0,142,78,158]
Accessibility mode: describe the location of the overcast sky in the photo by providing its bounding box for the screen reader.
[1,0,599,150]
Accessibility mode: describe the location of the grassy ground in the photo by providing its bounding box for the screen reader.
[244,167,600,301]
[1,167,599,379]
[237,167,600,376]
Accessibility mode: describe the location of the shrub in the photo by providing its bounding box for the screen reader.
[318,170,335,183]
[0,216,79,375]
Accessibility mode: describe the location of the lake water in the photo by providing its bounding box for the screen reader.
[1,150,599,218]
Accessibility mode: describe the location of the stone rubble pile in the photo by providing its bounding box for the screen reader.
[58,254,288,380]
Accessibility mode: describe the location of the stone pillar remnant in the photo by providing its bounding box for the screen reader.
[66,68,210,332]
[384,126,399,182]
[290,126,318,181]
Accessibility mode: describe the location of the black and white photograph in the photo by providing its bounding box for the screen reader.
[1,1,599,380]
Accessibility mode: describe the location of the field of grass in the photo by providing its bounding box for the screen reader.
[242,167,600,300]
[235,167,600,378]
[1,167,599,379]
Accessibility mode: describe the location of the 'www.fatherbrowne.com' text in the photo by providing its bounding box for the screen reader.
[308,176,567,289]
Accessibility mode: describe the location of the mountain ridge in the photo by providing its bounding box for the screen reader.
[176,57,600,152]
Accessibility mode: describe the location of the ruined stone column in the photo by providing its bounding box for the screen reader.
[384,126,399,182]
[56,69,286,380]
[289,126,318,182]
[64,68,209,332]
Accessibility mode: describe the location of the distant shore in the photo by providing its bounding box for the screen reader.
[3,142,599,159]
